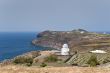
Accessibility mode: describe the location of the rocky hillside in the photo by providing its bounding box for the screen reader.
[32,29,110,53]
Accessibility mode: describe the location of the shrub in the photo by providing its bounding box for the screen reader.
[26,63,32,67]
[74,51,78,54]
[25,57,33,64]
[45,55,58,62]
[13,56,33,65]
[87,54,99,67]
[40,63,47,67]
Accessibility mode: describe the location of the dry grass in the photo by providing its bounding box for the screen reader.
[0,65,110,73]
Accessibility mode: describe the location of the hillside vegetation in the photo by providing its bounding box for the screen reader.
[67,53,110,67]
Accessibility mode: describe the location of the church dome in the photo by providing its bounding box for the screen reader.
[62,44,68,48]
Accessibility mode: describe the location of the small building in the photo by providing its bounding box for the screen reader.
[90,50,107,54]
[61,44,70,55]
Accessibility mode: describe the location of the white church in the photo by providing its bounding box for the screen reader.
[61,44,70,55]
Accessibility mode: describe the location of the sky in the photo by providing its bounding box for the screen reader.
[0,0,110,32]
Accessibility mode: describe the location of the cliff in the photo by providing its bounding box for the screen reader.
[32,29,110,53]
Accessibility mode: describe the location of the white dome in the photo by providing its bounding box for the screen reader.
[63,44,68,48]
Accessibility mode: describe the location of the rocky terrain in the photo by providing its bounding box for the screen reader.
[31,29,110,67]
[1,50,110,73]
[32,29,110,53]
[0,50,71,67]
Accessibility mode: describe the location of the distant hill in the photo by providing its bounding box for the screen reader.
[32,29,110,53]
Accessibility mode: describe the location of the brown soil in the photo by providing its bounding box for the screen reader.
[0,65,110,73]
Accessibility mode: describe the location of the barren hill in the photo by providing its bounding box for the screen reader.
[32,29,110,53]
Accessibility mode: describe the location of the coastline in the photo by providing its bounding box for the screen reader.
[1,30,110,68]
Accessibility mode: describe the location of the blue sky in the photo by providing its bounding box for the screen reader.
[0,0,110,32]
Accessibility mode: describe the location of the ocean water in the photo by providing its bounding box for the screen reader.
[0,32,47,61]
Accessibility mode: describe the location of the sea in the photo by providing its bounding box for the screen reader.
[0,32,48,61]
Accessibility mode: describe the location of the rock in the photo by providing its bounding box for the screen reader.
[33,51,56,63]
[0,59,13,66]
[23,51,40,58]
[40,51,56,56]
[33,55,47,63]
